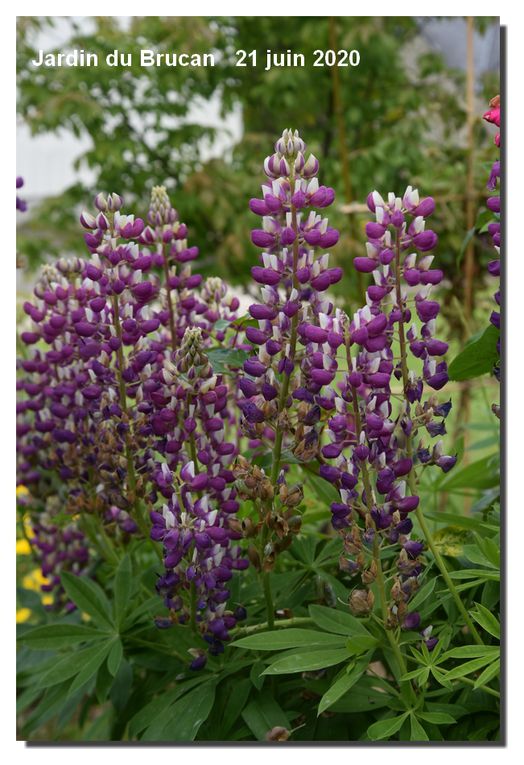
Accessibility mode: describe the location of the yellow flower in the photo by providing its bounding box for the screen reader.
[16,539,31,555]
[23,514,33,538]
[16,608,32,623]
[22,569,50,591]
[16,485,29,497]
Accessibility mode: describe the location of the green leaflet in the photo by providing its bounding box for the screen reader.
[308,604,371,636]
[262,648,350,675]
[18,623,108,650]
[143,681,217,741]
[367,713,409,741]
[317,654,370,715]
[231,628,346,651]
[60,572,114,630]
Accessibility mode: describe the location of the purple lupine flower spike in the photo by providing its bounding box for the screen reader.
[322,185,454,636]
[483,96,501,412]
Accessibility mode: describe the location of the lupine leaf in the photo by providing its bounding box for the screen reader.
[443,655,496,681]
[128,683,197,738]
[418,711,457,724]
[317,656,369,715]
[36,643,117,689]
[346,635,379,655]
[448,325,500,381]
[470,603,500,639]
[241,692,291,740]
[410,716,429,741]
[222,678,252,734]
[18,623,108,650]
[67,640,114,696]
[107,638,123,676]
[144,681,216,741]
[262,648,350,675]
[207,347,250,373]
[309,604,370,636]
[473,659,500,689]
[231,628,346,651]
[60,572,114,630]
[408,577,437,611]
[441,645,499,660]
[367,713,408,741]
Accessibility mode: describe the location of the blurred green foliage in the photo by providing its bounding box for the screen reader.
[17,16,499,326]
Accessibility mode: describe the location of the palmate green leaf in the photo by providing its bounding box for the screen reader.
[417,711,457,725]
[367,712,409,741]
[206,347,250,374]
[410,715,429,741]
[249,660,265,690]
[60,572,114,630]
[128,683,198,738]
[144,681,217,741]
[306,471,340,507]
[408,577,437,611]
[346,635,379,655]
[443,655,496,681]
[473,659,500,689]
[21,680,71,738]
[67,640,115,696]
[107,638,123,676]
[122,596,160,631]
[423,511,498,533]
[317,655,370,715]
[231,628,346,651]
[448,325,500,381]
[331,676,393,713]
[470,603,500,639]
[401,667,430,683]
[308,604,370,636]
[441,645,499,660]
[241,691,291,741]
[463,545,499,569]
[36,642,116,690]
[262,648,350,675]
[18,623,108,650]
[16,684,43,714]
[221,678,252,735]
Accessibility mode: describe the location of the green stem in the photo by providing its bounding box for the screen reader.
[262,570,275,630]
[373,535,416,704]
[455,675,500,699]
[393,236,484,647]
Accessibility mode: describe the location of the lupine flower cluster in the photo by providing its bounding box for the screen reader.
[29,496,90,611]
[148,327,247,666]
[320,187,454,645]
[17,189,245,650]
[483,95,501,398]
[238,129,344,565]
